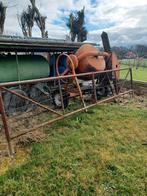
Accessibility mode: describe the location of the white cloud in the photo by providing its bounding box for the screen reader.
[1,0,147,46]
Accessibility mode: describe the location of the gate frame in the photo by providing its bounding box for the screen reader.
[0,68,133,156]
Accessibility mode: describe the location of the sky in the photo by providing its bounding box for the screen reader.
[1,0,147,46]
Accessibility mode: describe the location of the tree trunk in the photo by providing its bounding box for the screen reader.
[28,27,32,37]
[0,4,7,35]
[71,32,76,42]
[30,0,47,38]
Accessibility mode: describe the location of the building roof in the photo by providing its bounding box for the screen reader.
[0,36,94,53]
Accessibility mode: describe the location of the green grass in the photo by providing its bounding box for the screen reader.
[0,104,147,195]
[120,59,147,81]
[120,65,147,81]
[132,67,147,81]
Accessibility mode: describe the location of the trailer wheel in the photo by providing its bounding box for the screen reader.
[52,91,69,109]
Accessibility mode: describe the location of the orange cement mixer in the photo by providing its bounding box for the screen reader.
[63,44,120,80]
[56,32,120,80]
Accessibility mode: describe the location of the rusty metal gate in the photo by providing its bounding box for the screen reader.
[0,68,133,156]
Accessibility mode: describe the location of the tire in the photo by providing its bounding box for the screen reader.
[96,87,106,99]
[52,90,69,109]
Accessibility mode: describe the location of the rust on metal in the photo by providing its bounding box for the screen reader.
[0,68,129,88]
[10,90,133,140]
[0,68,133,156]
[58,78,65,114]
[0,92,14,155]
[92,73,97,103]
[56,53,87,110]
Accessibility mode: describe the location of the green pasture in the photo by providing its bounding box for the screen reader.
[120,64,147,81]
[0,103,147,195]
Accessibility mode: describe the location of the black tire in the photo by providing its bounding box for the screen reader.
[96,87,106,99]
[52,90,69,109]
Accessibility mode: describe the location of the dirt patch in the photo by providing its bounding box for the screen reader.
[117,94,147,109]
[14,130,47,146]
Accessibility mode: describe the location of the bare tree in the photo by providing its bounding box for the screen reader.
[0,1,7,35]
[30,0,48,38]
[20,5,35,37]
[20,11,28,37]
[35,15,48,38]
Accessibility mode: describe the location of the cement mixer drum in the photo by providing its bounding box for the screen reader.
[75,44,105,74]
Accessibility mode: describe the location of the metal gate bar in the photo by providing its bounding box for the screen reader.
[10,90,133,140]
[0,68,130,88]
[1,87,62,116]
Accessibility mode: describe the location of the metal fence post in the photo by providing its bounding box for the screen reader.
[129,68,134,97]
[92,73,97,103]
[0,90,14,156]
[58,78,65,114]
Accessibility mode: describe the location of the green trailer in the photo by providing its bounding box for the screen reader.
[0,55,50,83]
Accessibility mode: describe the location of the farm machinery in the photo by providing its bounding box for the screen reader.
[0,32,120,115]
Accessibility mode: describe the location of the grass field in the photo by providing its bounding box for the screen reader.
[120,59,147,81]
[0,102,147,195]
[131,67,147,81]
[120,65,147,81]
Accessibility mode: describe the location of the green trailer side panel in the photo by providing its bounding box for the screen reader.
[0,55,50,82]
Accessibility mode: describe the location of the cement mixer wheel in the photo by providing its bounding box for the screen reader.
[52,90,69,109]
[96,87,106,99]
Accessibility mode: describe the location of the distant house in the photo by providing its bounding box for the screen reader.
[125,51,136,59]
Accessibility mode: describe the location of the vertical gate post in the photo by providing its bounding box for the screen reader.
[0,90,14,156]
[129,68,134,97]
[58,78,65,114]
[92,73,97,103]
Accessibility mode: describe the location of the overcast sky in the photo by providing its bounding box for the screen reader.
[1,0,147,46]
